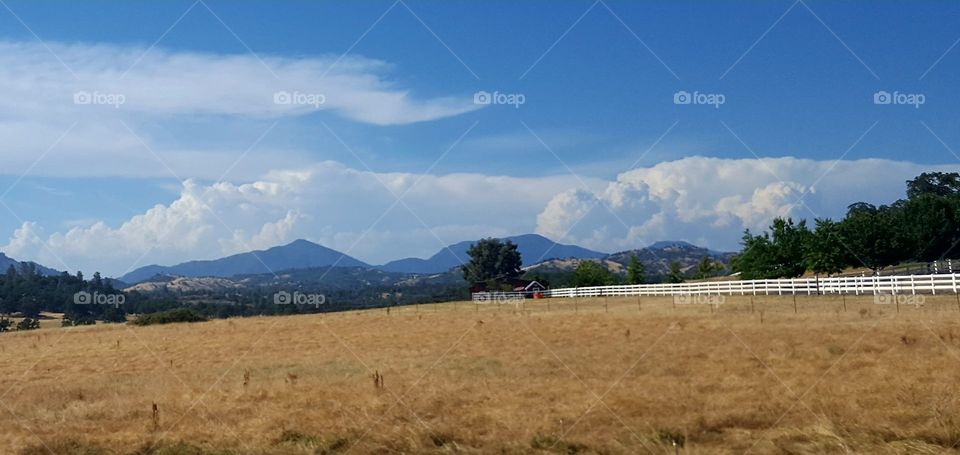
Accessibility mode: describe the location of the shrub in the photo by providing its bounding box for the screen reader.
[131,308,207,326]
[16,318,40,331]
[62,315,95,327]
[101,307,128,323]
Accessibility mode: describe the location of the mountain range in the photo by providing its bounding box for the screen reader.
[378,233,605,274]
[0,252,60,276]
[120,239,369,283]
[4,234,735,287]
[120,234,604,283]
[118,238,737,296]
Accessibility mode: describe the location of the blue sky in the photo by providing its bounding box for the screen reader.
[0,0,957,276]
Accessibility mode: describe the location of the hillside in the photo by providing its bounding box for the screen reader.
[606,241,736,276]
[0,252,60,276]
[378,233,606,274]
[121,240,369,283]
[524,241,736,280]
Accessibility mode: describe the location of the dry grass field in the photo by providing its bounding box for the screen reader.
[3,295,960,454]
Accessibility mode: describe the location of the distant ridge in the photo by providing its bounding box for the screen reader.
[647,240,728,256]
[0,252,60,276]
[120,239,368,283]
[117,236,732,285]
[378,233,606,274]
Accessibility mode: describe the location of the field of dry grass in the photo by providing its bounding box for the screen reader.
[3,295,960,454]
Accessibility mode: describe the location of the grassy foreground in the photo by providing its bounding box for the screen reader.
[3,295,960,454]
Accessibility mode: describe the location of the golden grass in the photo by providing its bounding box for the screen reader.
[3,295,960,454]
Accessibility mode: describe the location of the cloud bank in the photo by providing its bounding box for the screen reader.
[2,156,945,276]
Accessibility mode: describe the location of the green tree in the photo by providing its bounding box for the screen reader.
[666,261,684,283]
[804,218,846,277]
[897,194,959,262]
[838,203,902,271]
[732,229,778,279]
[572,261,615,287]
[769,217,812,278]
[906,172,960,199]
[732,218,811,279]
[461,238,523,283]
[625,254,645,285]
[693,255,722,279]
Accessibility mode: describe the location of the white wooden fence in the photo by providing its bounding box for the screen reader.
[540,273,960,298]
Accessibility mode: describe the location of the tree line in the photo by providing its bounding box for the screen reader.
[0,261,471,327]
[733,172,960,279]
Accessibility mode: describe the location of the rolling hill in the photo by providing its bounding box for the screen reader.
[523,241,736,280]
[120,239,369,283]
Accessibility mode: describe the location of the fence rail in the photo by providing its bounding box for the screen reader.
[538,273,960,299]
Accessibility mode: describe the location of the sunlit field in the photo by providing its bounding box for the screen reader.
[4,295,960,454]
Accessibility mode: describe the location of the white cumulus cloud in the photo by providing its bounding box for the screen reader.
[535,156,953,253]
[1,156,949,277]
